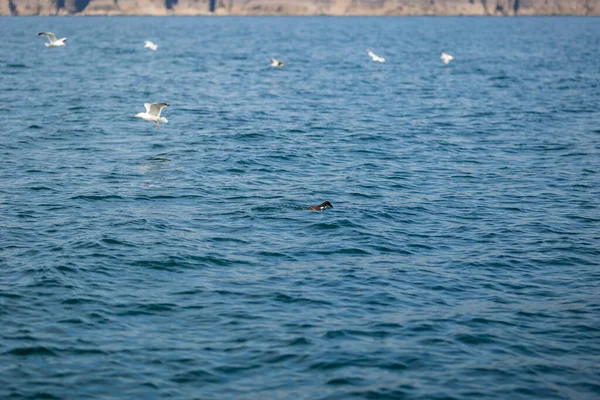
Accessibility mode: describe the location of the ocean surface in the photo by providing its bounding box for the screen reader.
[1,16,599,399]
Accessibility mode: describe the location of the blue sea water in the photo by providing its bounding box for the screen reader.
[1,16,600,399]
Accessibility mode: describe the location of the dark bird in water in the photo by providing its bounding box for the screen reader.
[307,201,333,211]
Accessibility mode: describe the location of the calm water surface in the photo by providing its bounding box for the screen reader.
[1,16,599,399]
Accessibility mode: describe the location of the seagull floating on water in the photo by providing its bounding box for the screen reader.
[38,32,66,48]
[144,41,158,51]
[367,49,385,63]
[440,52,454,65]
[134,103,170,129]
[270,58,284,67]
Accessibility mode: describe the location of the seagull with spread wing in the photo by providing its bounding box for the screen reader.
[367,49,385,63]
[134,103,170,129]
[270,58,284,67]
[38,32,67,48]
[440,52,454,65]
[144,41,158,51]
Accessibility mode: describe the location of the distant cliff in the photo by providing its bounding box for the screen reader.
[1,0,599,16]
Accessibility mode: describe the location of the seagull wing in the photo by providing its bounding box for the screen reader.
[38,32,57,42]
[441,53,454,62]
[147,103,170,117]
[367,50,377,59]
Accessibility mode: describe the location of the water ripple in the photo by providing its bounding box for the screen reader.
[0,15,599,400]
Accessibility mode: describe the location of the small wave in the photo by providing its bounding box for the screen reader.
[260,353,298,364]
[307,222,340,230]
[9,392,61,400]
[209,237,249,244]
[285,128,306,133]
[314,248,372,256]
[309,360,347,371]
[562,108,596,114]
[326,377,364,386]
[134,194,203,200]
[131,259,186,271]
[7,346,56,357]
[171,369,222,384]
[455,333,500,345]
[116,303,177,316]
[71,194,123,201]
[286,337,312,346]
[29,186,55,191]
[257,251,296,260]
[65,347,107,355]
[214,364,260,374]
[58,318,86,325]
[273,292,331,306]
[172,289,204,296]
[372,246,413,255]
[61,298,97,305]
[100,237,135,247]
[133,254,240,270]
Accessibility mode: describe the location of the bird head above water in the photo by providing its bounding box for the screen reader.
[308,201,333,211]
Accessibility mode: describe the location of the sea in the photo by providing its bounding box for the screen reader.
[1,16,599,399]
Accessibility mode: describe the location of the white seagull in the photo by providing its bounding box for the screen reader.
[440,52,454,65]
[134,103,170,129]
[144,41,158,51]
[38,32,67,48]
[367,49,385,63]
[270,58,284,67]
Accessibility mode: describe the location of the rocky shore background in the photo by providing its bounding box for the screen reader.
[1,0,599,17]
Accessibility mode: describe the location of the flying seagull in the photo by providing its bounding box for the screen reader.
[38,32,67,48]
[134,103,170,129]
[440,52,454,65]
[270,58,284,67]
[144,41,158,51]
[367,49,385,63]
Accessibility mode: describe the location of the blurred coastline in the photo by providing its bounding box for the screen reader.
[2,0,599,16]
